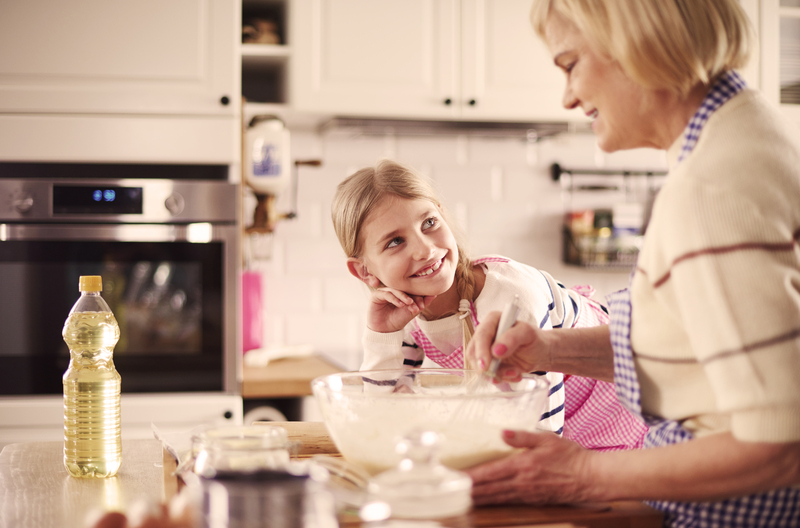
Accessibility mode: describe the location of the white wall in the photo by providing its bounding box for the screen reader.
[245,129,667,371]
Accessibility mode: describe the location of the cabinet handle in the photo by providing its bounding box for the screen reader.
[443,98,452,105]
[220,95,230,106]
[468,99,477,106]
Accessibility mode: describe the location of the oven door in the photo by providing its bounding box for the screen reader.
[0,222,238,396]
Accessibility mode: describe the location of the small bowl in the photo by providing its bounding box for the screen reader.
[311,369,550,475]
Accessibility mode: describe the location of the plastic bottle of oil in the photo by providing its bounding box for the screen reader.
[63,275,122,478]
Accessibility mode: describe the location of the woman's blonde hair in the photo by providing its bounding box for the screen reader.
[332,159,478,357]
[530,0,752,98]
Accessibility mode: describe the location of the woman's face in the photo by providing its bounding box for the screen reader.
[544,13,662,152]
[348,196,459,297]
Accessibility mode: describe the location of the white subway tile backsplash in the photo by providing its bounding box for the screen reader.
[468,137,528,166]
[395,136,462,165]
[295,166,344,202]
[289,130,324,161]
[275,201,323,238]
[323,276,370,311]
[285,239,348,274]
[284,313,362,369]
[429,165,494,205]
[322,134,395,166]
[263,275,323,313]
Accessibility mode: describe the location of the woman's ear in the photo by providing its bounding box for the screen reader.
[346,258,381,288]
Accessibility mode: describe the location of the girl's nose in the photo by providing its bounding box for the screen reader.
[410,234,436,260]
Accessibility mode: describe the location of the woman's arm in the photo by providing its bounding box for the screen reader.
[466,430,800,505]
[466,313,615,382]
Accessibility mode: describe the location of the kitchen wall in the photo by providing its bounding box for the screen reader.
[247,129,667,371]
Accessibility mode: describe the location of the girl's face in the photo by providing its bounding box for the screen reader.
[347,196,459,297]
[544,12,663,152]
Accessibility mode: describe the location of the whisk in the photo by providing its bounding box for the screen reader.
[450,295,520,422]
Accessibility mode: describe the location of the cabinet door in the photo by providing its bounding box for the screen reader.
[460,0,577,122]
[290,0,459,118]
[760,0,800,122]
[0,0,238,116]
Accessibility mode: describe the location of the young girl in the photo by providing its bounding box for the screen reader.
[332,159,646,448]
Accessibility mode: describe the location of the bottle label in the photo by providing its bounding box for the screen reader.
[252,140,282,177]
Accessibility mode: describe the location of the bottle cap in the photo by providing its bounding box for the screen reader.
[79,276,103,292]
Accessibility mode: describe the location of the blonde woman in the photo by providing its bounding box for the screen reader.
[332,159,647,451]
[466,1,800,526]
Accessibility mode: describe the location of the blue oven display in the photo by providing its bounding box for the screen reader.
[53,185,143,214]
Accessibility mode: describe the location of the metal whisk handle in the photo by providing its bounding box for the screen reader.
[486,295,520,379]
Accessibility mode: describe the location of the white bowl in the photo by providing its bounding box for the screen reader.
[311,369,550,475]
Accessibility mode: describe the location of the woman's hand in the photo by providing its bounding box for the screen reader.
[365,284,436,334]
[466,430,595,505]
[465,311,551,380]
[466,315,615,383]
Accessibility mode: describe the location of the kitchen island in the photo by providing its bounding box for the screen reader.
[0,429,663,528]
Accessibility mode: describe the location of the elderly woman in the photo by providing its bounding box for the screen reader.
[466,0,800,526]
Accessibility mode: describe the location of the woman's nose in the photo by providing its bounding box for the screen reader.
[562,82,579,110]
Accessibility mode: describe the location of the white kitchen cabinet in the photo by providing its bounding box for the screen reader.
[759,0,800,122]
[0,0,239,116]
[289,0,576,122]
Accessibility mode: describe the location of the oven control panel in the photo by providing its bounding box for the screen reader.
[0,179,237,223]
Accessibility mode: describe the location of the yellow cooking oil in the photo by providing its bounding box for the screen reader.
[62,277,122,478]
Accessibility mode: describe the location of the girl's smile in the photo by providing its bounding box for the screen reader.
[411,257,444,278]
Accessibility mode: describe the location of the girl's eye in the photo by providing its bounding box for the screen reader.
[422,217,437,230]
[386,237,403,249]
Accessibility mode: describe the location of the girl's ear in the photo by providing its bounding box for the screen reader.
[346,258,381,288]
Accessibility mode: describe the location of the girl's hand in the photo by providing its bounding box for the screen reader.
[366,286,436,333]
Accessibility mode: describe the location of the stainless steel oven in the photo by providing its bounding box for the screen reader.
[0,164,243,447]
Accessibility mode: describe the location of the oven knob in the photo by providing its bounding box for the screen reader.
[12,192,34,213]
[164,192,185,216]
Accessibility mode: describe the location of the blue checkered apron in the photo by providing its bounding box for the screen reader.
[607,71,800,528]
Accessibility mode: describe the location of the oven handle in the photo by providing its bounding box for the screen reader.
[0,223,237,243]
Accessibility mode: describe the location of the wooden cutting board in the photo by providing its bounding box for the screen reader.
[253,420,340,456]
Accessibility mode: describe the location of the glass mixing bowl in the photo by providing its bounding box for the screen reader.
[311,369,550,476]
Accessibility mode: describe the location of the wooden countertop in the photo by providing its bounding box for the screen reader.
[259,421,665,528]
[1,424,662,528]
[0,439,177,528]
[242,354,343,398]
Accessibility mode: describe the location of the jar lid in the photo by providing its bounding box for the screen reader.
[79,276,103,292]
[367,429,472,519]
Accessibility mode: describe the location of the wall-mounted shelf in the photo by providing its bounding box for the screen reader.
[554,163,667,271]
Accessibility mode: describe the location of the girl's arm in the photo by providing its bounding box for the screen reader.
[359,325,423,371]
[467,429,800,505]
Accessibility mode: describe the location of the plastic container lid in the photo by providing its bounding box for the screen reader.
[79,276,103,292]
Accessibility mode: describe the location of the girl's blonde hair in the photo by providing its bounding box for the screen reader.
[332,160,477,359]
[530,0,752,98]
